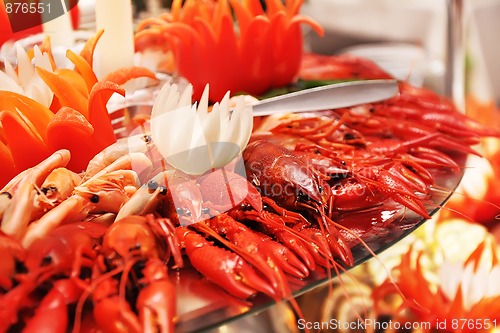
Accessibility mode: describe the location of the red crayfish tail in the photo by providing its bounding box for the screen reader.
[228,208,317,273]
[369,171,431,219]
[410,146,463,172]
[260,238,310,279]
[262,213,317,272]
[278,232,317,273]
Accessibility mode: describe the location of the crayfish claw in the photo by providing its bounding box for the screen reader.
[137,259,176,333]
[177,227,276,300]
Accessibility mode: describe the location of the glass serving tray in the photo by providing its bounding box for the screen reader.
[166,152,466,332]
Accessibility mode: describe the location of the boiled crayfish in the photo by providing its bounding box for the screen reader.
[1,0,500,329]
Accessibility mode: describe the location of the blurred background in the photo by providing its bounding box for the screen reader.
[83,0,500,105]
[2,0,500,105]
[301,0,500,107]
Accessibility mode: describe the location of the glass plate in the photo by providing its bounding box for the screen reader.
[169,152,466,333]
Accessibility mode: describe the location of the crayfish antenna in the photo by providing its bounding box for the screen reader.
[152,216,184,269]
[299,202,375,324]
[311,203,348,315]
[431,184,500,215]
[72,263,124,333]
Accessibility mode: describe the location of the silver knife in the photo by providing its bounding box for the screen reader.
[251,79,399,117]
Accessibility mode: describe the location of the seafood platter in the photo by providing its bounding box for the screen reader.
[1,0,499,332]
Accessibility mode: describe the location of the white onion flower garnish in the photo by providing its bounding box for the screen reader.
[0,43,53,107]
[150,82,253,175]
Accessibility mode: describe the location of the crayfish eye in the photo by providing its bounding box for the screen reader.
[239,203,251,211]
[41,256,52,266]
[201,207,210,215]
[41,186,57,195]
[0,192,12,199]
[142,135,152,144]
[90,194,100,203]
[344,133,358,141]
[318,186,324,194]
[176,207,192,217]
[297,191,311,202]
[15,260,27,274]
[159,186,168,195]
[147,180,158,192]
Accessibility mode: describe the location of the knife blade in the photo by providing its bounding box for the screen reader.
[251,79,399,117]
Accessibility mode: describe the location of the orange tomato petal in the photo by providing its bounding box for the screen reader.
[55,68,89,98]
[88,81,123,148]
[66,49,98,93]
[229,0,253,35]
[39,35,57,70]
[0,111,49,172]
[101,66,157,86]
[36,67,89,118]
[0,91,53,141]
[46,106,97,172]
[80,29,104,67]
[0,140,16,187]
[266,0,286,16]
[289,15,325,37]
[243,0,265,16]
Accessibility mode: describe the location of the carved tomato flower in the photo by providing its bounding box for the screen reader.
[138,0,324,102]
[372,220,500,326]
[0,31,157,186]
